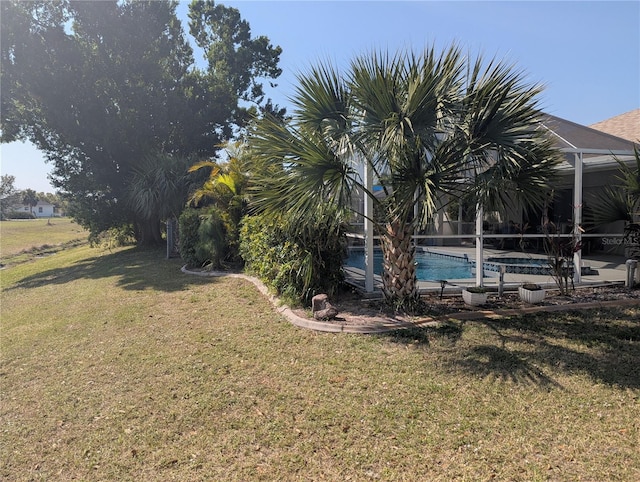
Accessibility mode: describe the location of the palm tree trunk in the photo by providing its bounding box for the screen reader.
[380,221,419,307]
[135,219,163,247]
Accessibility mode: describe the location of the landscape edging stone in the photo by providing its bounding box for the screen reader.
[181,266,640,333]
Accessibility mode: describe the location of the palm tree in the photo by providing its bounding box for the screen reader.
[249,46,561,309]
[126,152,196,246]
[588,147,640,259]
[188,142,250,260]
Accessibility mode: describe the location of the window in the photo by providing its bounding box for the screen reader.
[38,207,43,213]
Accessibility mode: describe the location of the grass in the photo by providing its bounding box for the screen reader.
[1,242,639,481]
[0,218,88,265]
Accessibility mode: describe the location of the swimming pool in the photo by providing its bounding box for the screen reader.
[346,250,593,281]
[345,249,473,281]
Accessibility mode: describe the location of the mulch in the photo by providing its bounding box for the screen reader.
[299,284,640,326]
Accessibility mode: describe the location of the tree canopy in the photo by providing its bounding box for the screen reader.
[0,175,20,219]
[1,0,282,244]
[21,189,39,214]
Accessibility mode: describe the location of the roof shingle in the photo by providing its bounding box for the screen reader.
[540,113,637,152]
[589,109,640,143]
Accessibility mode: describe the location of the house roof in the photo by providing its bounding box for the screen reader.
[589,108,640,143]
[540,113,638,153]
[538,112,638,177]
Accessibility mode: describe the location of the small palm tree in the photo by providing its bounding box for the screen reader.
[589,147,640,259]
[188,142,250,260]
[249,46,561,310]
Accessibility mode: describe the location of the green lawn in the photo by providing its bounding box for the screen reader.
[1,244,639,481]
[0,218,87,264]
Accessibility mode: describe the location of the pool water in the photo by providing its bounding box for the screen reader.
[346,250,473,281]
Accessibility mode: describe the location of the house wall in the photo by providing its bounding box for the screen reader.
[11,202,57,218]
[34,203,55,218]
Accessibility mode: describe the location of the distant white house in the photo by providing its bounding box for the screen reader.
[11,201,60,218]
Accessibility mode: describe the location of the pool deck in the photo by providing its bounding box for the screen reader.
[344,247,632,296]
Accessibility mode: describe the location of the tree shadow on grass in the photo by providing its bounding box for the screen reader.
[383,320,563,389]
[379,309,640,390]
[455,344,564,389]
[500,311,640,389]
[3,246,222,293]
[381,321,464,347]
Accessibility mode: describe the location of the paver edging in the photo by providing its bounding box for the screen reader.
[181,266,640,333]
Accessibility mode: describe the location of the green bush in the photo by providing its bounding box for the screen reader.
[179,208,227,269]
[178,208,201,266]
[7,211,36,219]
[194,210,227,269]
[88,224,136,248]
[239,210,347,305]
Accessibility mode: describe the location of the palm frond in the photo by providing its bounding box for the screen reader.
[348,45,467,223]
[188,160,221,175]
[127,152,194,221]
[292,61,351,134]
[614,147,640,200]
[588,186,634,226]
[248,115,360,220]
[247,46,559,242]
[588,147,640,227]
[461,56,544,156]
[453,54,559,213]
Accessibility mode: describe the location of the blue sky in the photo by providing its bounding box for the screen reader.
[2,0,639,192]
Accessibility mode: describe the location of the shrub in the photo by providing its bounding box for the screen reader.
[239,210,347,305]
[7,211,36,219]
[194,210,227,269]
[178,208,201,266]
[544,229,579,296]
[89,224,136,248]
[179,207,227,269]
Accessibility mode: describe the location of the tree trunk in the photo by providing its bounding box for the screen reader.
[380,220,419,308]
[135,219,163,247]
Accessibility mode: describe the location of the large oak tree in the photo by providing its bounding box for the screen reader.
[1,0,282,244]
